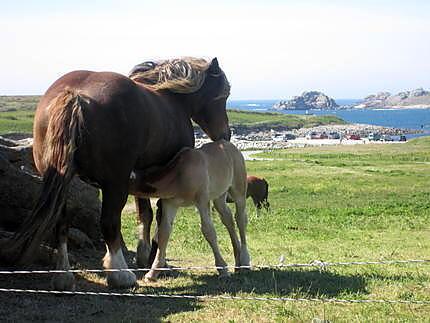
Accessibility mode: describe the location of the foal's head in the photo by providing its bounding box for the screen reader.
[129,57,231,141]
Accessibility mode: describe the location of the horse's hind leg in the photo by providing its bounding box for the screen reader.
[196,200,229,277]
[213,195,241,268]
[135,197,153,268]
[148,199,163,267]
[232,194,251,271]
[145,199,177,282]
[102,184,136,288]
[51,204,75,291]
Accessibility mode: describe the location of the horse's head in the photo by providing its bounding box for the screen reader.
[191,58,231,141]
[129,57,231,141]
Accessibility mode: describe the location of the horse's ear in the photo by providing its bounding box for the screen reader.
[208,57,220,73]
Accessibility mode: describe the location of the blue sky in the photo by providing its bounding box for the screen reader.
[1,1,429,99]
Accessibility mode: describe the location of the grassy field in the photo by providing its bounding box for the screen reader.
[0,96,429,321]
[0,96,345,135]
[1,138,429,322]
[0,95,39,112]
[113,137,430,321]
[227,109,346,129]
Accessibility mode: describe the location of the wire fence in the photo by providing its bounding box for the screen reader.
[1,258,429,305]
[0,288,429,305]
[0,258,428,275]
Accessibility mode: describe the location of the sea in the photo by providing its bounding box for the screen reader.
[227,99,430,139]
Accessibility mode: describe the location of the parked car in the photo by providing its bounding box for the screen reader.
[348,134,361,140]
[399,135,407,142]
[328,132,340,139]
[319,132,329,139]
[284,133,296,140]
[272,133,284,142]
[306,132,318,139]
[380,135,393,142]
[368,132,381,141]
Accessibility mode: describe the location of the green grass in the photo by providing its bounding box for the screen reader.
[1,96,428,321]
[0,95,39,112]
[115,136,430,321]
[0,96,346,135]
[0,109,35,134]
[0,96,39,134]
[227,109,346,129]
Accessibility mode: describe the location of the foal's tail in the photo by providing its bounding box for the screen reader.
[2,90,85,264]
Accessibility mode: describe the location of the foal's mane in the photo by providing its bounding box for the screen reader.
[129,57,211,94]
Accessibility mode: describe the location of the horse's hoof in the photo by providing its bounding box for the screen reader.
[239,250,251,270]
[144,276,157,283]
[136,241,151,268]
[51,272,76,291]
[107,270,137,289]
[218,270,231,279]
[144,271,158,282]
[235,267,251,273]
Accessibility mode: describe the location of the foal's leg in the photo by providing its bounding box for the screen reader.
[51,204,75,291]
[102,184,136,288]
[231,194,251,270]
[196,200,229,277]
[213,195,241,268]
[251,195,263,215]
[148,199,163,267]
[145,200,177,282]
[135,197,153,268]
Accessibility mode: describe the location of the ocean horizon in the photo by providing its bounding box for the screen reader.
[227,99,430,138]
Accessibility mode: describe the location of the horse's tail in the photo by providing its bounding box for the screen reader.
[3,89,85,264]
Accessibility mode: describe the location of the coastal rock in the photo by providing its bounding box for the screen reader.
[355,88,430,109]
[0,135,103,262]
[273,91,338,110]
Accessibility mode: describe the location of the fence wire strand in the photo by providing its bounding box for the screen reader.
[0,259,428,275]
[1,258,429,305]
[0,288,429,305]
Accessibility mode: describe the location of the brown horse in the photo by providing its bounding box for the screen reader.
[3,57,231,290]
[226,176,270,212]
[129,140,251,281]
[245,176,270,211]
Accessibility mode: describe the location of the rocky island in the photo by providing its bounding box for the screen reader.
[354,88,430,109]
[272,91,338,110]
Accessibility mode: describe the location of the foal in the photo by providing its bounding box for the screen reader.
[129,140,251,281]
[246,176,270,211]
[227,176,270,211]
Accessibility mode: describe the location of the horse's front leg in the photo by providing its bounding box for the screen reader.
[51,205,75,291]
[102,184,136,288]
[145,199,177,282]
[196,199,229,278]
[135,197,153,268]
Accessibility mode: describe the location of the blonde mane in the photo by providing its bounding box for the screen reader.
[129,57,211,94]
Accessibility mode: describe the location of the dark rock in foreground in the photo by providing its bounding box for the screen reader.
[0,134,103,263]
[273,91,338,110]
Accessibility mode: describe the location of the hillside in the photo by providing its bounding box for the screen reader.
[227,109,346,131]
[0,96,347,135]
